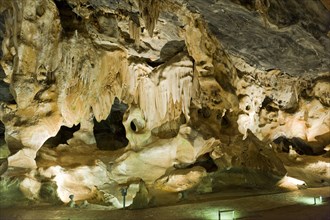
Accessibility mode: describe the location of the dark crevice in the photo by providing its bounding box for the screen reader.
[0,81,15,104]
[261,97,278,112]
[54,0,86,38]
[273,136,325,155]
[261,96,272,108]
[198,107,211,119]
[146,60,164,68]
[43,124,80,147]
[187,154,218,173]
[93,98,128,151]
[219,114,230,128]
[130,121,137,132]
[0,121,5,139]
[0,63,15,104]
[230,0,255,9]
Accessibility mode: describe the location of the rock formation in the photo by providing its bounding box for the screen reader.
[0,0,329,208]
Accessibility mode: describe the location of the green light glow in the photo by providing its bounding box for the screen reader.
[201,208,239,220]
[294,196,323,205]
[219,210,235,220]
[203,208,219,220]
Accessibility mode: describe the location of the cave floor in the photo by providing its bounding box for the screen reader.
[1,186,329,220]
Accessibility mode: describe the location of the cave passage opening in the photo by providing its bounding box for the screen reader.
[273,136,326,156]
[43,124,81,147]
[93,97,129,151]
[187,153,218,173]
[54,0,86,38]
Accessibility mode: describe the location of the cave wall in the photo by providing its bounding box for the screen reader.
[0,0,329,206]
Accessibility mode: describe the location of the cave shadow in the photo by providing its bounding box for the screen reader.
[273,136,326,156]
[43,124,81,147]
[93,97,129,151]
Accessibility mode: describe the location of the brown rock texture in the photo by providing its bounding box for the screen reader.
[0,0,329,208]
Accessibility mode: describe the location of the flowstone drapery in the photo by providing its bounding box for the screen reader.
[0,0,329,208]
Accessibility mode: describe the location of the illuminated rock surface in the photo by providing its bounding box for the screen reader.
[0,0,329,210]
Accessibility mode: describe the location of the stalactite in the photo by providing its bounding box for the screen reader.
[137,0,160,37]
[11,2,18,50]
[129,12,140,47]
[0,0,329,209]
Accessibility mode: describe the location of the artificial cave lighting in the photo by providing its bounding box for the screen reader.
[0,0,330,219]
[313,196,323,205]
[295,196,324,206]
[218,210,235,220]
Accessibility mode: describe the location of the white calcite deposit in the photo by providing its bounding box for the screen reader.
[0,0,329,208]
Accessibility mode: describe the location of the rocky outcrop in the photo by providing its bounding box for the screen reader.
[0,0,329,208]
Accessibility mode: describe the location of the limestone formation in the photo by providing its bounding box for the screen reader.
[0,0,329,208]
